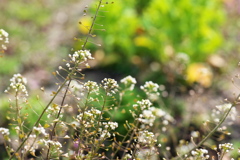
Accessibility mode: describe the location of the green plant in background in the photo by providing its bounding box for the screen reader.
[1,0,240,160]
[78,0,225,87]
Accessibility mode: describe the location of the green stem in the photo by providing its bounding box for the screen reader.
[46,79,72,160]
[9,78,69,160]
[121,121,139,159]
[82,0,103,50]
[89,92,108,159]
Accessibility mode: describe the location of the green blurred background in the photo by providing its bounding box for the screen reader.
[1,0,240,158]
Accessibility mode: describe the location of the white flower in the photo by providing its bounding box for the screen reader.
[69,50,94,64]
[84,81,99,94]
[0,127,9,135]
[5,74,28,97]
[102,122,118,130]
[137,130,157,145]
[101,78,119,96]
[33,126,47,136]
[216,103,232,112]
[120,75,137,91]
[0,29,9,50]
[219,143,234,152]
[140,81,160,101]
[191,148,209,159]
[136,99,152,110]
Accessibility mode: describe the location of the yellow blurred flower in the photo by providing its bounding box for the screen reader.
[186,63,213,88]
[134,35,153,48]
[78,16,91,34]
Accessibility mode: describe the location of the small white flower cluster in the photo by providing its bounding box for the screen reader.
[102,121,118,130]
[219,143,234,153]
[0,29,9,50]
[68,80,85,99]
[137,130,157,145]
[101,78,119,96]
[211,103,237,123]
[5,73,28,97]
[40,139,63,154]
[139,108,156,126]
[136,147,159,160]
[138,107,174,127]
[133,99,152,111]
[46,103,61,118]
[0,127,10,136]
[99,127,113,139]
[216,103,232,112]
[76,108,102,127]
[69,50,94,64]
[84,81,99,94]
[140,81,160,101]
[122,154,132,160]
[120,75,137,91]
[191,148,210,159]
[33,126,48,136]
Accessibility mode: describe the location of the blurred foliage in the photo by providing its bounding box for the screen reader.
[77,0,226,88]
[0,0,81,92]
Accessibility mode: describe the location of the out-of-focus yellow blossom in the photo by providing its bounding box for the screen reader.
[134,35,153,49]
[78,16,91,34]
[186,63,213,88]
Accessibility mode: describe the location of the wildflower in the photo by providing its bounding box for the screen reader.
[136,147,159,160]
[120,75,137,91]
[68,80,85,98]
[33,126,47,136]
[5,73,28,97]
[40,139,63,154]
[101,78,119,96]
[212,103,237,123]
[0,29,9,50]
[0,127,9,135]
[84,81,99,94]
[69,50,94,64]
[138,109,156,126]
[140,81,160,101]
[191,148,209,159]
[191,131,200,138]
[219,143,234,153]
[216,103,232,112]
[122,154,132,160]
[137,130,157,146]
[46,103,61,118]
[100,130,111,139]
[102,121,118,130]
[77,108,101,123]
[134,99,152,110]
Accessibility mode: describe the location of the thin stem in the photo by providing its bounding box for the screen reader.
[46,79,72,159]
[82,0,103,50]
[171,94,240,160]
[219,150,225,160]
[15,91,24,159]
[9,78,69,160]
[121,121,139,159]
[76,91,91,156]
[89,92,108,159]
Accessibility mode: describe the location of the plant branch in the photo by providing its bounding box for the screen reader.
[171,94,240,160]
